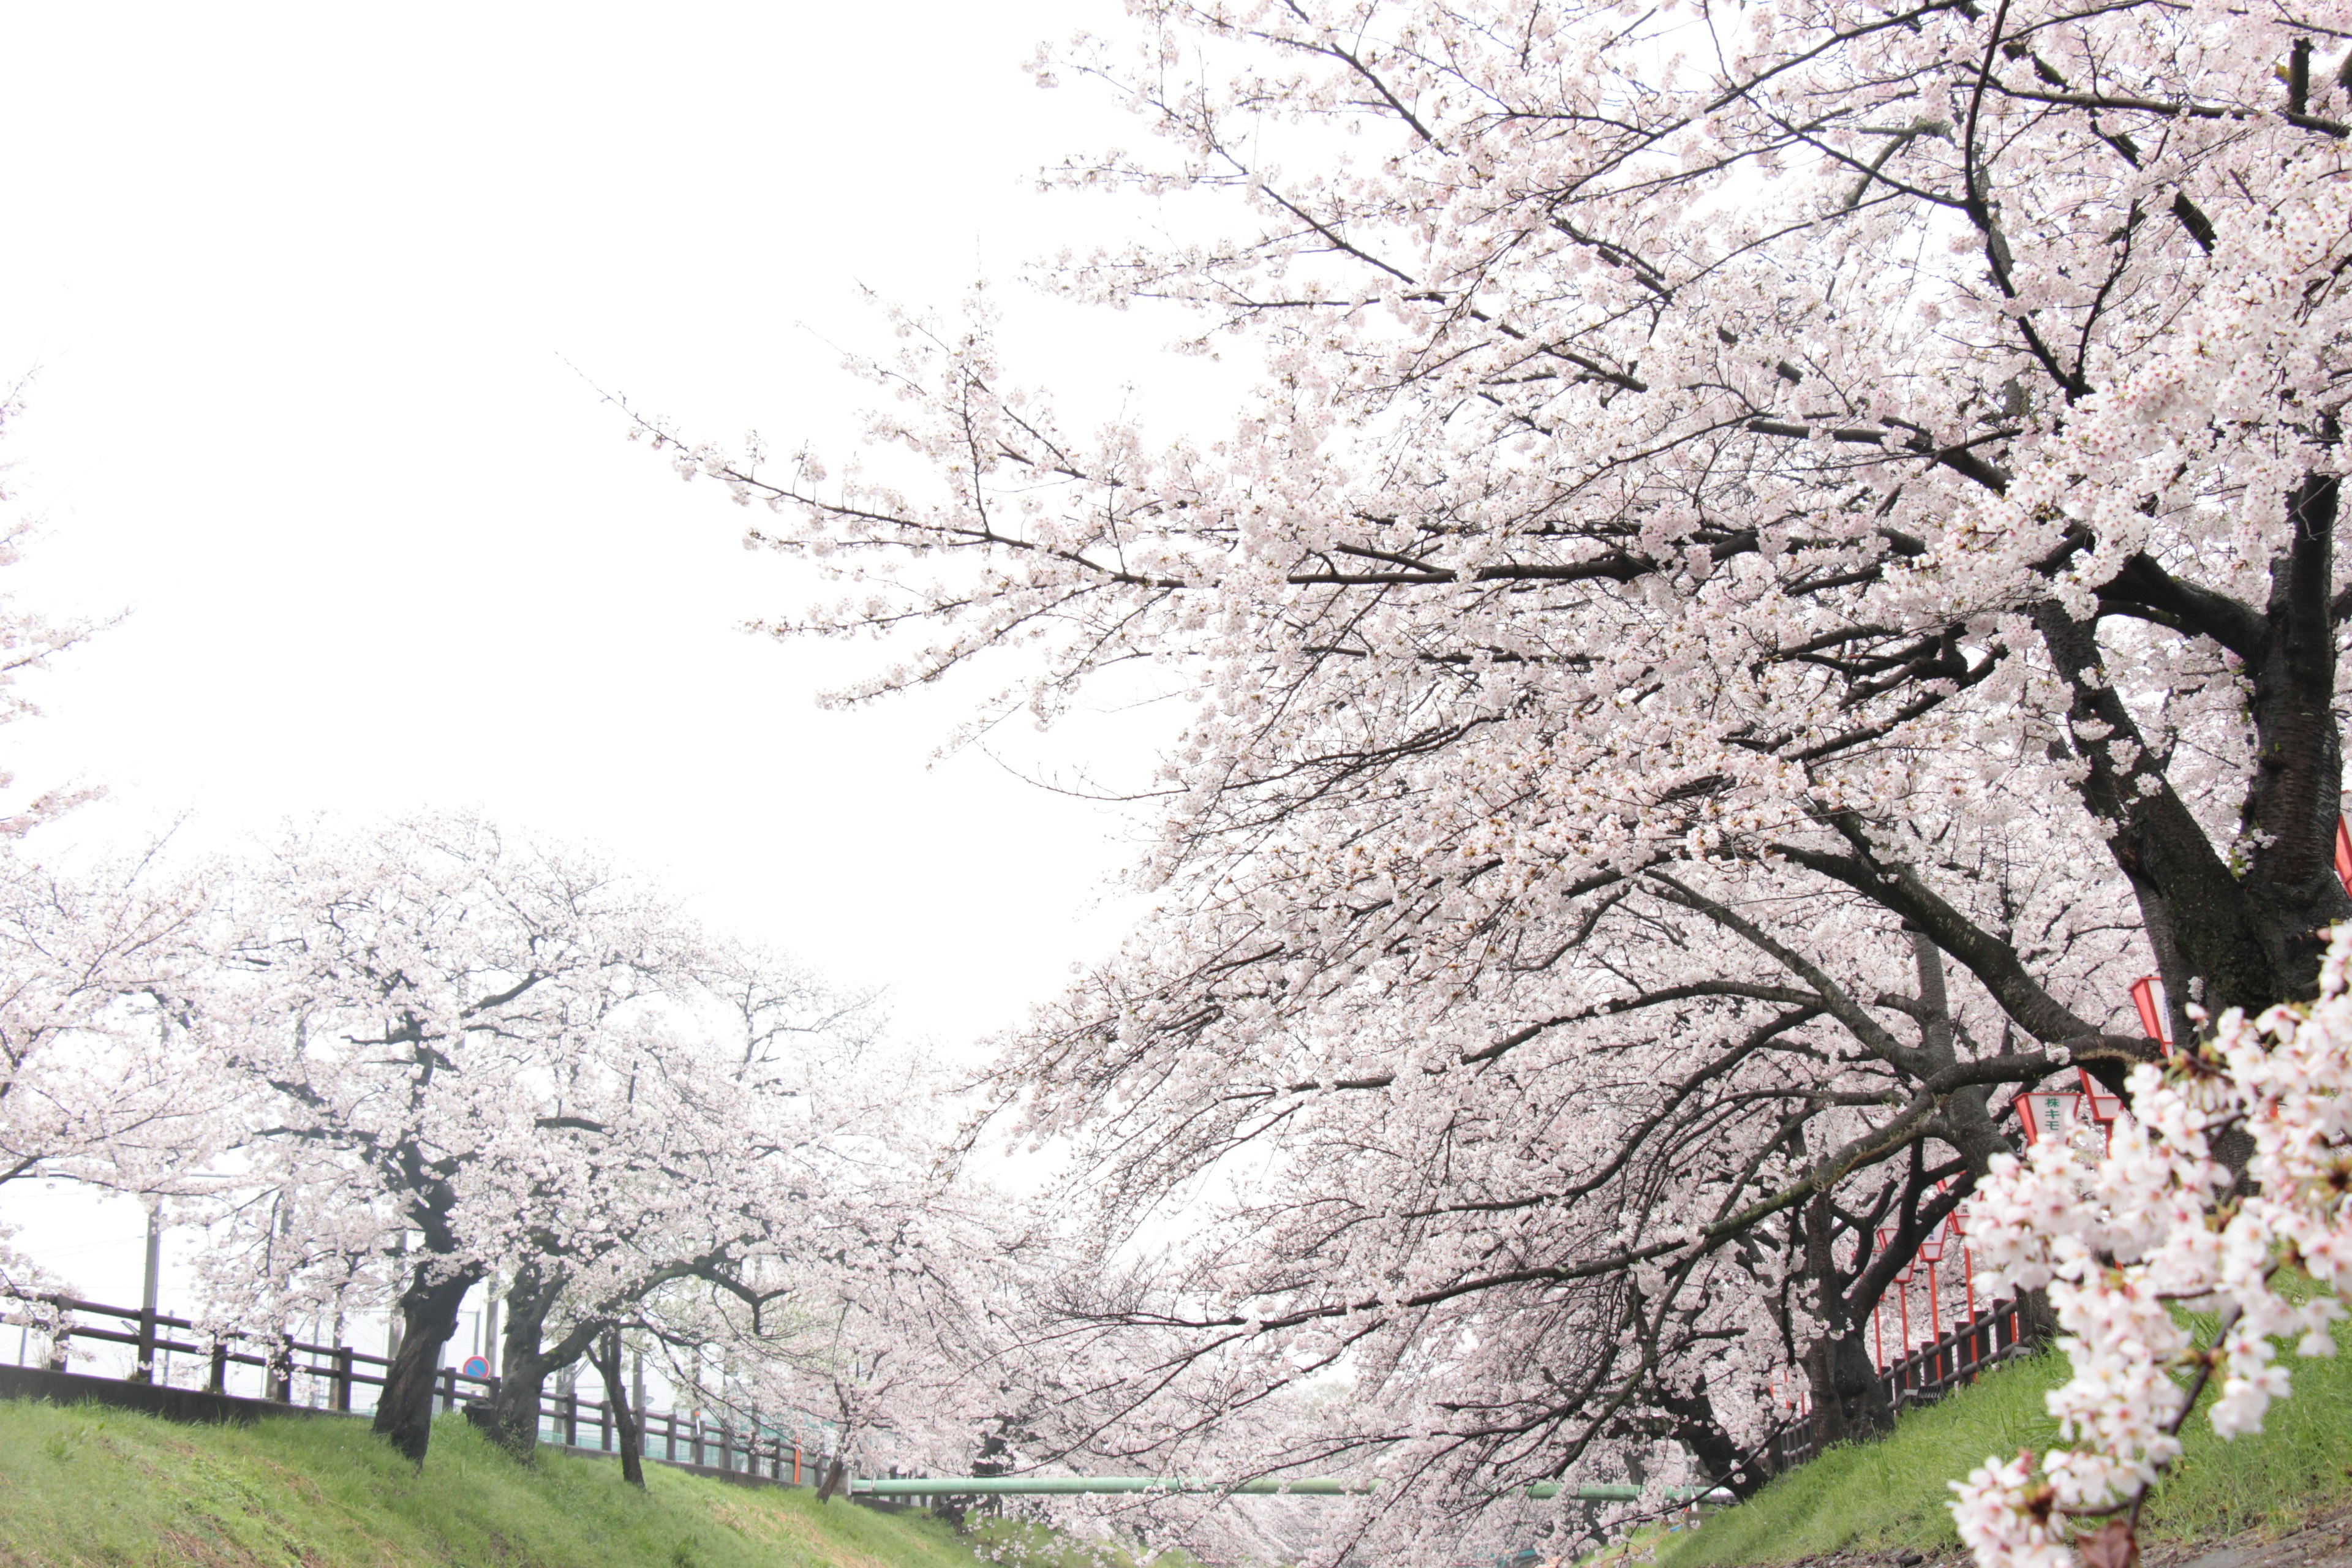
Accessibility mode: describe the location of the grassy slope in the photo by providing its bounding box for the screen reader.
[0,1400,995,1568]
[1659,1343,2352,1567]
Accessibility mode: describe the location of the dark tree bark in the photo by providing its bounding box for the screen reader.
[1800,1191,1896,1446]
[1802,1327,1894,1449]
[590,1322,645,1488]
[2240,475,2349,995]
[2066,472,2352,1021]
[486,1264,599,1461]
[1657,1382,1765,1498]
[487,1266,561,1458]
[372,1261,485,1463]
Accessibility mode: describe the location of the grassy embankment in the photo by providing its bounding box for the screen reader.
[1657,1333,2352,1567]
[0,1400,1090,1568]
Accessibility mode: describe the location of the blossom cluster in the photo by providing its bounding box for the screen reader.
[1952,930,2352,1567]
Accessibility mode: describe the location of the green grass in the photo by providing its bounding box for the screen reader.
[0,1399,1006,1568]
[1659,1336,2352,1567]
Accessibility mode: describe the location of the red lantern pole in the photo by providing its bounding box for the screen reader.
[2130,976,2169,1045]
[1915,1220,1946,1359]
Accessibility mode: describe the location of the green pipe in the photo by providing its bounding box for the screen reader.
[850,1477,1722,1502]
[851,1477,1368,1497]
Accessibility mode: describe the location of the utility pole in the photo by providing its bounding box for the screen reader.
[383,1230,406,1389]
[132,1207,162,1384]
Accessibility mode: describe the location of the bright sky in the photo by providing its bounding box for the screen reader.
[0,4,1216,1307]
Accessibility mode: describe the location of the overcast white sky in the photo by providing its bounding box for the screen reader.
[0,4,1226,1306]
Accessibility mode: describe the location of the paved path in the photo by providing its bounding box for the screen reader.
[2147,1504,2352,1568]
[1760,1503,2352,1568]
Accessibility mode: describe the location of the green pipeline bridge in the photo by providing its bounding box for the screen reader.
[848,1477,1730,1503]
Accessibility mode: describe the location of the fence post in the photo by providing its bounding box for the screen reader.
[599,1396,611,1453]
[564,1389,578,1449]
[208,1342,228,1393]
[268,1337,293,1403]
[132,1303,157,1385]
[720,1419,733,1473]
[334,1346,354,1412]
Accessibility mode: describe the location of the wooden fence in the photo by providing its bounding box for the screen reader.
[1731,1295,2035,1488]
[1880,1294,2035,1409]
[15,1291,820,1484]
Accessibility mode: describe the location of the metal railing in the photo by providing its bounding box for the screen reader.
[11,1291,824,1484]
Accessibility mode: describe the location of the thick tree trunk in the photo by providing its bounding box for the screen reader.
[591,1324,644,1488]
[488,1265,565,1461]
[372,1262,484,1464]
[1657,1383,1762,1497]
[2037,602,2285,1015]
[2239,474,2349,1000]
[1802,1191,1895,1446]
[1802,1325,1893,1448]
[2052,472,2351,1028]
[817,1444,850,1502]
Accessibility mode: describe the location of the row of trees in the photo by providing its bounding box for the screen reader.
[0,501,1013,1476]
[0,807,1021,1472]
[636,0,2352,1557]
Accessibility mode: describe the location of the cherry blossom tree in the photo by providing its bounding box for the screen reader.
[612,1158,1050,1494]
[201,815,709,1463]
[0,848,225,1302]
[956,843,2135,1556]
[0,853,221,1184]
[637,0,2352,1550]
[461,938,895,1474]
